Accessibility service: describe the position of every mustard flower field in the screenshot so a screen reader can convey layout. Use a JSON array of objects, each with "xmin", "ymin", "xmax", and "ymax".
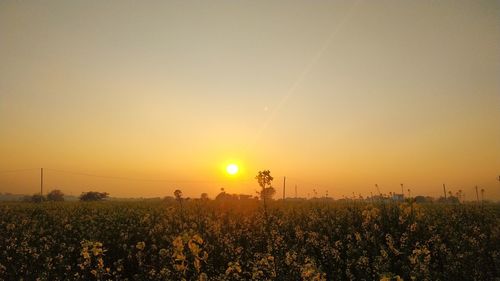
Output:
[{"xmin": 1, "ymin": 200, "xmax": 499, "ymax": 280}]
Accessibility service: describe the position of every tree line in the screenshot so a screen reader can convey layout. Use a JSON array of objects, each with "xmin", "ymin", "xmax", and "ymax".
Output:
[
  {"xmin": 19, "ymin": 170, "xmax": 490, "ymax": 204},
  {"xmin": 23, "ymin": 190, "xmax": 109, "ymax": 202}
]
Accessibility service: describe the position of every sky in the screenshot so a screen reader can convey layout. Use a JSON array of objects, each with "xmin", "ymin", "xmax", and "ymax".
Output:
[{"xmin": 1, "ymin": 0, "xmax": 499, "ymax": 200}]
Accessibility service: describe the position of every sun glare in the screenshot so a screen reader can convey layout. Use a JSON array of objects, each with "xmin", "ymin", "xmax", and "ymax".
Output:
[{"xmin": 226, "ymin": 164, "xmax": 238, "ymax": 175}]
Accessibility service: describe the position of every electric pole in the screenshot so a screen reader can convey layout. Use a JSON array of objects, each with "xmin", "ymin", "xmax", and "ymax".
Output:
[
  {"xmin": 283, "ymin": 176, "xmax": 286, "ymax": 200},
  {"xmin": 443, "ymin": 184, "xmax": 447, "ymax": 200}
]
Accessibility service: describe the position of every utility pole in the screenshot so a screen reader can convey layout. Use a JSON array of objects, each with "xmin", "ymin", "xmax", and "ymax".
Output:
[
  {"xmin": 443, "ymin": 184, "xmax": 447, "ymax": 200},
  {"xmin": 295, "ymin": 185, "xmax": 297, "ymax": 199},
  {"xmin": 282, "ymin": 177, "xmax": 286, "ymax": 200},
  {"xmin": 40, "ymin": 168, "xmax": 44, "ymax": 197},
  {"xmin": 475, "ymin": 186, "xmax": 479, "ymax": 203}
]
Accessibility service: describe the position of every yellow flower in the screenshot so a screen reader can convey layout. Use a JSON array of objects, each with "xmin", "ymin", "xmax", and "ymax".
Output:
[
  {"xmin": 199, "ymin": 273, "xmax": 208, "ymax": 281},
  {"xmin": 136, "ymin": 241, "xmax": 146, "ymax": 250},
  {"xmin": 159, "ymin": 248, "xmax": 168, "ymax": 258}
]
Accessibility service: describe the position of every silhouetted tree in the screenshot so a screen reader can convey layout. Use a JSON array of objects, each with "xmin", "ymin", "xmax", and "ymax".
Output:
[
  {"xmin": 437, "ymin": 195, "xmax": 459, "ymax": 204},
  {"xmin": 174, "ymin": 189, "xmax": 185, "ymax": 220},
  {"xmin": 254, "ymin": 170, "xmax": 277, "ymax": 273},
  {"xmin": 29, "ymin": 194, "xmax": 45, "ymax": 203},
  {"xmin": 260, "ymin": 187, "xmax": 276, "ymax": 201},
  {"xmin": 256, "ymin": 170, "xmax": 275, "ymax": 201},
  {"xmin": 47, "ymin": 189, "xmax": 65, "ymax": 201},
  {"xmin": 174, "ymin": 189, "xmax": 183, "ymax": 202},
  {"xmin": 414, "ymin": 195, "xmax": 434, "ymax": 204},
  {"xmin": 163, "ymin": 196, "xmax": 175, "ymax": 203},
  {"xmin": 255, "ymin": 170, "xmax": 275, "ymax": 218},
  {"xmin": 79, "ymin": 191, "xmax": 109, "ymax": 201},
  {"xmin": 200, "ymin": 193, "xmax": 209, "ymax": 201},
  {"xmin": 256, "ymin": 170, "xmax": 273, "ymax": 190},
  {"xmin": 239, "ymin": 194, "xmax": 254, "ymax": 200},
  {"xmin": 215, "ymin": 191, "xmax": 238, "ymax": 201}
]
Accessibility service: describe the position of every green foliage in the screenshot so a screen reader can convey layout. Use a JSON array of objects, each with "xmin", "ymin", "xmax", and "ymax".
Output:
[{"xmin": 0, "ymin": 201, "xmax": 499, "ymax": 280}]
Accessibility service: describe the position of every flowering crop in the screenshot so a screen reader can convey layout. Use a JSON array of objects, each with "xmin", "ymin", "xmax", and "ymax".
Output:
[{"xmin": 0, "ymin": 201, "xmax": 498, "ymax": 280}]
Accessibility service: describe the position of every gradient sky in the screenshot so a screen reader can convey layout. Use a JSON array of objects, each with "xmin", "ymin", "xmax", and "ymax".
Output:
[{"xmin": 1, "ymin": 0, "xmax": 499, "ymax": 200}]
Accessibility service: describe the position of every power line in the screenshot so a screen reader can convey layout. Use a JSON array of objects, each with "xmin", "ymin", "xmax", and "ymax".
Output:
[
  {"xmin": 44, "ymin": 168, "xmax": 250, "ymax": 184},
  {"xmin": 0, "ymin": 167, "xmax": 256, "ymax": 185},
  {"xmin": 0, "ymin": 168, "xmax": 38, "ymax": 174}
]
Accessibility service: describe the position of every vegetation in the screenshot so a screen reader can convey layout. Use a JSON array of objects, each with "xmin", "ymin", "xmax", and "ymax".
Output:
[
  {"xmin": 47, "ymin": 189, "xmax": 65, "ymax": 202},
  {"xmin": 79, "ymin": 192, "xmax": 109, "ymax": 202},
  {"xmin": 0, "ymin": 200, "xmax": 498, "ymax": 280},
  {"xmin": 255, "ymin": 170, "xmax": 276, "ymax": 201},
  {"xmin": 24, "ymin": 193, "xmax": 45, "ymax": 203}
]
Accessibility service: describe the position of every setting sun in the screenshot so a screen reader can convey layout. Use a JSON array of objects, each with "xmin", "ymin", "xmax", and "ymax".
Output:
[{"xmin": 226, "ymin": 164, "xmax": 239, "ymax": 175}]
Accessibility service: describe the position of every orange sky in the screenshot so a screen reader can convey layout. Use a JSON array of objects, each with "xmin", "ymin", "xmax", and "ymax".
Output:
[{"xmin": 1, "ymin": 0, "xmax": 499, "ymax": 200}]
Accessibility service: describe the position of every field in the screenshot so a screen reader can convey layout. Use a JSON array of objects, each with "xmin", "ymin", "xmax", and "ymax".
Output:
[{"xmin": 0, "ymin": 200, "xmax": 499, "ymax": 281}]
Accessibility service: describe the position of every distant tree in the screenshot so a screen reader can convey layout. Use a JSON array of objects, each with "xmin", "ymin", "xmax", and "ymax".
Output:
[
  {"xmin": 414, "ymin": 195, "xmax": 432, "ymax": 204},
  {"xmin": 255, "ymin": 170, "xmax": 275, "ymax": 201},
  {"xmin": 437, "ymin": 196, "xmax": 459, "ymax": 204},
  {"xmin": 47, "ymin": 189, "xmax": 65, "ymax": 201},
  {"xmin": 255, "ymin": 170, "xmax": 275, "ymax": 223},
  {"xmin": 174, "ymin": 189, "xmax": 184, "ymax": 207},
  {"xmin": 215, "ymin": 190, "xmax": 227, "ymax": 200},
  {"xmin": 79, "ymin": 191, "xmax": 109, "ymax": 201},
  {"xmin": 260, "ymin": 187, "xmax": 276, "ymax": 201},
  {"xmin": 174, "ymin": 189, "xmax": 185, "ymax": 219},
  {"xmin": 215, "ymin": 191, "xmax": 238, "ymax": 201},
  {"xmin": 30, "ymin": 194, "xmax": 45, "ymax": 203},
  {"xmin": 174, "ymin": 189, "xmax": 183, "ymax": 202},
  {"xmin": 239, "ymin": 194, "xmax": 254, "ymax": 200},
  {"xmin": 21, "ymin": 194, "xmax": 44, "ymax": 203},
  {"xmin": 200, "ymin": 193, "xmax": 209, "ymax": 201},
  {"xmin": 256, "ymin": 170, "xmax": 273, "ymax": 191},
  {"xmin": 163, "ymin": 196, "xmax": 175, "ymax": 202}
]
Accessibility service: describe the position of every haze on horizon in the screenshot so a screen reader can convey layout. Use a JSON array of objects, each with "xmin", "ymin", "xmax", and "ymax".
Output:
[{"xmin": 1, "ymin": 0, "xmax": 499, "ymax": 200}]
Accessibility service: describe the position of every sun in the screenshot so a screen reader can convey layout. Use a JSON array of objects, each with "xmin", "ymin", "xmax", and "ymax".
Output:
[{"xmin": 226, "ymin": 164, "xmax": 239, "ymax": 175}]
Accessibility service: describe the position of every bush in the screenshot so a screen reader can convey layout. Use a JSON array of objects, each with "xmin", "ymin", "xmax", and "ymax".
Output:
[
  {"xmin": 79, "ymin": 191, "xmax": 109, "ymax": 201},
  {"xmin": 47, "ymin": 189, "xmax": 65, "ymax": 201}
]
